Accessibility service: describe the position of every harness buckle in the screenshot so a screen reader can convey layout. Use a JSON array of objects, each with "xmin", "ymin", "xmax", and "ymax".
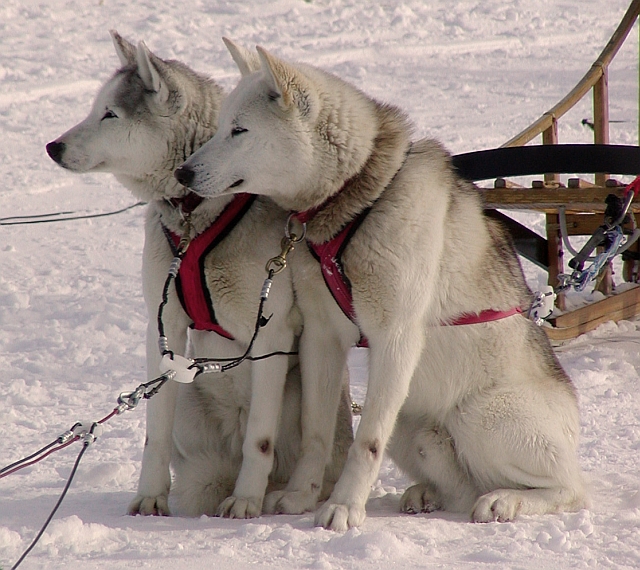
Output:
[
  {"xmin": 266, "ymin": 236, "xmax": 300, "ymax": 275},
  {"xmin": 177, "ymin": 211, "xmax": 193, "ymax": 254},
  {"xmin": 528, "ymin": 286, "xmax": 556, "ymax": 325}
]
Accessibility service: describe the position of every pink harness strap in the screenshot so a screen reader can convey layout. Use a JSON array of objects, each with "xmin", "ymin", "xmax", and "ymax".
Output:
[
  {"xmin": 444, "ymin": 307, "xmax": 523, "ymax": 326},
  {"xmin": 307, "ymin": 219, "xmax": 361, "ymax": 323},
  {"xmin": 165, "ymin": 193, "xmax": 256, "ymax": 338},
  {"xmin": 296, "ymin": 207, "xmax": 522, "ymax": 346},
  {"xmin": 303, "ymin": 211, "xmax": 370, "ymax": 347}
]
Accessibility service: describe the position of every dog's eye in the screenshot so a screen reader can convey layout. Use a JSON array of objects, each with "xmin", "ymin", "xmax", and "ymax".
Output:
[
  {"xmin": 101, "ymin": 110, "xmax": 118, "ymax": 120},
  {"xmin": 231, "ymin": 127, "xmax": 247, "ymax": 137}
]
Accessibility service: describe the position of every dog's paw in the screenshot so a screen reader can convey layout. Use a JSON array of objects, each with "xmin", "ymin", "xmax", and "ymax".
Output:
[
  {"xmin": 314, "ymin": 501, "xmax": 366, "ymax": 531},
  {"xmin": 127, "ymin": 494, "xmax": 170, "ymax": 516},
  {"xmin": 217, "ymin": 496, "xmax": 263, "ymax": 519},
  {"xmin": 472, "ymin": 490, "xmax": 522, "ymax": 523},
  {"xmin": 263, "ymin": 489, "xmax": 318, "ymax": 515},
  {"xmin": 400, "ymin": 483, "xmax": 441, "ymax": 514}
]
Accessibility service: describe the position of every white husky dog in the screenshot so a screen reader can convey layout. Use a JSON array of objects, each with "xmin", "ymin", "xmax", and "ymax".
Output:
[
  {"xmin": 46, "ymin": 32, "xmax": 352, "ymax": 518},
  {"xmin": 176, "ymin": 40, "xmax": 589, "ymax": 530}
]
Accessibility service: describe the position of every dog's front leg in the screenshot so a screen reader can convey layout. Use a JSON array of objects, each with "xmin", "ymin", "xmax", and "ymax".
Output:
[
  {"xmin": 127, "ymin": 319, "xmax": 185, "ymax": 516},
  {"xmin": 217, "ymin": 352, "xmax": 290, "ymax": 519},
  {"xmin": 263, "ymin": 324, "xmax": 351, "ymax": 515},
  {"xmin": 128, "ymin": 381, "xmax": 179, "ymax": 515},
  {"xmin": 129, "ymin": 218, "xmax": 189, "ymax": 516},
  {"xmin": 315, "ymin": 324, "xmax": 424, "ymax": 531}
]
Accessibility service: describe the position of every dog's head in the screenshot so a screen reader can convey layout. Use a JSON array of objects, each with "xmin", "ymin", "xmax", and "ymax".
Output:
[
  {"xmin": 176, "ymin": 39, "xmax": 342, "ymax": 208},
  {"xmin": 46, "ymin": 31, "xmax": 222, "ymax": 201},
  {"xmin": 175, "ymin": 40, "xmax": 380, "ymax": 211}
]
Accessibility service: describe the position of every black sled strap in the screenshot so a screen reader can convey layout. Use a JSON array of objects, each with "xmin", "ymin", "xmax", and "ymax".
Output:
[{"xmin": 452, "ymin": 144, "xmax": 640, "ymax": 182}]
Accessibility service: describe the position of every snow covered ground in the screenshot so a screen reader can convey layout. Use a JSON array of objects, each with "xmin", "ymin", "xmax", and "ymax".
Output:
[{"xmin": 1, "ymin": 0, "xmax": 639, "ymax": 568}]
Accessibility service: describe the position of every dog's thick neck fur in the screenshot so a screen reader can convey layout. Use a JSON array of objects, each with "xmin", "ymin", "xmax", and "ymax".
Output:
[
  {"xmin": 302, "ymin": 101, "xmax": 412, "ymax": 243},
  {"xmin": 268, "ymin": 61, "xmax": 413, "ymax": 244}
]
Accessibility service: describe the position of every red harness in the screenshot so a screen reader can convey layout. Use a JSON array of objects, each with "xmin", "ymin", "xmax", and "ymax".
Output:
[
  {"xmin": 300, "ymin": 210, "xmax": 371, "ymax": 347},
  {"xmin": 294, "ymin": 206, "xmax": 522, "ymax": 347},
  {"xmin": 164, "ymin": 194, "xmax": 256, "ymax": 339}
]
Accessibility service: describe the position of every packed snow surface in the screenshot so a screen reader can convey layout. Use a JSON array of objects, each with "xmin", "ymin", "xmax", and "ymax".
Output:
[{"xmin": 1, "ymin": 0, "xmax": 639, "ymax": 568}]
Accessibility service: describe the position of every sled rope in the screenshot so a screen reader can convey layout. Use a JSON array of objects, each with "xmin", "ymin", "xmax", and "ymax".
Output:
[
  {"xmin": 0, "ymin": 439, "xmax": 76, "ymax": 479},
  {"xmin": 1, "ymin": 371, "xmax": 173, "ymax": 569},
  {"xmin": 0, "ymin": 374, "xmax": 171, "ymax": 480},
  {"xmin": 0, "ymin": 201, "xmax": 146, "ymax": 226},
  {"xmin": 9, "ymin": 440, "xmax": 90, "ymax": 570}
]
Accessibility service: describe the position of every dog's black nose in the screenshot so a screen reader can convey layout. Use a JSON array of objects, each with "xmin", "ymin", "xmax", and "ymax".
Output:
[
  {"xmin": 46, "ymin": 141, "xmax": 66, "ymax": 164},
  {"xmin": 174, "ymin": 166, "xmax": 195, "ymax": 187}
]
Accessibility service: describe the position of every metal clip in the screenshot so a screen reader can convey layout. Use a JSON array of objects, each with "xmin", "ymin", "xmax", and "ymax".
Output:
[
  {"xmin": 177, "ymin": 212, "xmax": 193, "ymax": 254},
  {"xmin": 117, "ymin": 386, "xmax": 145, "ymax": 412},
  {"xmin": 264, "ymin": 216, "xmax": 307, "ymax": 276},
  {"xmin": 266, "ymin": 236, "xmax": 297, "ymax": 275},
  {"xmin": 560, "ymin": 227, "xmax": 625, "ymax": 292},
  {"xmin": 528, "ymin": 286, "xmax": 556, "ymax": 325}
]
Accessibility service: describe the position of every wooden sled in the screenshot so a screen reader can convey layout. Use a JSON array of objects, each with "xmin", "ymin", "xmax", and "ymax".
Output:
[{"xmin": 451, "ymin": 0, "xmax": 640, "ymax": 340}]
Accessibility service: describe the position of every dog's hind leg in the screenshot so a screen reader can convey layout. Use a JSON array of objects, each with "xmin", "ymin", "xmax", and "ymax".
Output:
[
  {"xmin": 449, "ymin": 382, "xmax": 589, "ymax": 522},
  {"xmin": 171, "ymin": 451, "xmax": 236, "ymax": 517},
  {"xmin": 471, "ymin": 486, "xmax": 589, "ymax": 523},
  {"xmin": 388, "ymin": 415, "xmax": 478, "ymax": 515}
]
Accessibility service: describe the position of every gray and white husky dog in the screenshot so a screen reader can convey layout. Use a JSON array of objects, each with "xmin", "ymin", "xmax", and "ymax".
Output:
[
  {"xmin": 176, "ymin": 40, "xmax": 589, "ymax": 530},
  {"xmin": 46, "ymin": 32, "xmax": 352, "ymax": 519}
]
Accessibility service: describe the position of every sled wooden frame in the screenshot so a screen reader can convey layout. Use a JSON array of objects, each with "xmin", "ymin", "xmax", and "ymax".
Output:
[{"xmin": 458, "ymin": 0, "xmax": 640, "ymax": 341}]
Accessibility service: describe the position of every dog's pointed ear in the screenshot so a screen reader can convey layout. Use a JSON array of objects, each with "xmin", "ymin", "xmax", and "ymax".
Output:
[
  {"xmin": 136, "ymin": 42, "xmax": 185, "ymax": 114},
  {"xmin": 256, "ymin": 46, "xmax": 316, "ymax": 118},
  {"xmin": 136, "ymin": 41, "xmax": 164, "ymax": 93},
  {"xmin": 256, "ymin": 46, "xmax": 291, "ymax": 108},
  {"xmin": 110, "ymin": 30, "xmax": 136, "ymax": 67},
  {"xmin": 223, "ymin": 37, "xmax": 260, "ymax": 76}
]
